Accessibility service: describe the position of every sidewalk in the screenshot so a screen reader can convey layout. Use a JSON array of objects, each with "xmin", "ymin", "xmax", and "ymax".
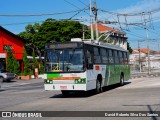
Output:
[
  {"xmin": 2, "ymin": 78, "xmax": 44, "ymax": 88},
  {"xmin": 130, "ymin": 71, "xmax": 160, "ymax": 79}
]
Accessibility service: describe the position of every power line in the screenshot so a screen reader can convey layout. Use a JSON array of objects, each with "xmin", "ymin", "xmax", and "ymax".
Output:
[
  {"xmin": 0, "ymin": 19, "xmax": 89, "ymax": 26},
  {"xmin": 63, "ymin": 0, "xmax": 90, "ymax": 16},
  {"xmin": 99, "ymin": 8, "xmax": 160, "ymax": 16},
  {"xmin": 64, "ymin": 0, "xmax": 82, "ymax": 10},
  {"xmin": 78, "ymin": 0, "xmax": 89, "ymax": 7},
  {"xmin": 0, "ymin": 9, "xmax": 87, "ymax": 17}
]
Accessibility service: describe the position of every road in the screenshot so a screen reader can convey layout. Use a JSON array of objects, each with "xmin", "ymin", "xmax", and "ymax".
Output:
[{"xmin": 0, "ymin": 77, "xmax": 160, "ymax": 120}]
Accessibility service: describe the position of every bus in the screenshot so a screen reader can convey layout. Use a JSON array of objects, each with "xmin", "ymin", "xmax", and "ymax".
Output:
[{"xmin": 44, "ymin": 40, "xmax": 130, "ymax": 96}]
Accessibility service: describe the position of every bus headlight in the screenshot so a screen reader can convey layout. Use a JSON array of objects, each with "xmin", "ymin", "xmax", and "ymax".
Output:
[
  {"xmin": 74, "ymin": 78, "xmax": 86, "ymax": 84},
  {"xmin": 44, "ymin": 79, "xmax": 53, "ymax": 84}
]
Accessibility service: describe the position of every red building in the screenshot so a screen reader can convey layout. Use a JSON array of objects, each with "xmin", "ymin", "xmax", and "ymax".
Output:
[{"xmin": 0, "ymin": 26, "xmax": 24, "ymax": 71}]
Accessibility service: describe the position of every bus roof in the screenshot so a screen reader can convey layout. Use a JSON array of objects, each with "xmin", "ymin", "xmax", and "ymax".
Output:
[
  {"xmin": 45, "ymin": 41, "xmax": 128, "ymax": 52},
  {"xmin": 83, "ymin": 42, "xmax": 128, "ymax": 52}
]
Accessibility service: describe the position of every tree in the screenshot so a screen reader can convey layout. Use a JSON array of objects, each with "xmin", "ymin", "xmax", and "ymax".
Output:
[
  {"xmin": 127, "ymin": 42, "xmax": 133, "ymax": 54},
  {"xmin": 13, "ymin": 61, "xmax": 20, "ymax": 75},
  {"xmin": 32, "ymin": 49, "xmax": 38, "ymax": 69},
  {"xmin": 18, "ymin": 19, "xmax": 90, "ymax": 56},
  {"xmin": 23, "ymin": 49, "xmax": 31, "ymax": 75},
  {"xmin": 6, "ymin": 47, "xmax": 20, "ymax": 74},
  {"xmin": 39, "ymin": 60, "xmax": 44, "ymax": 74},
  {"xmin": 6, "ymin": 48, "xmax": 14, "ymax": 72}
]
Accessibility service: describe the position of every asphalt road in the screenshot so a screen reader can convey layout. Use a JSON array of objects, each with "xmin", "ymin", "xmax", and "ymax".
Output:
[{"xmin": 0, "ymin": 77, "xmax": 160, "ymax": 120}]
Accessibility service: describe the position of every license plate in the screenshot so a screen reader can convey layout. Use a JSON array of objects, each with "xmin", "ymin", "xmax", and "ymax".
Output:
[{"xmin": 60, "ymin": 86, "xmax": 67, "ymax": 90}]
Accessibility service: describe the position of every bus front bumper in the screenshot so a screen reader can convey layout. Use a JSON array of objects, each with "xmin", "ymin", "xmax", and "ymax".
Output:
[{"xmin": 44, "ymin": 84, "xmax": 86, "ymax": 91}]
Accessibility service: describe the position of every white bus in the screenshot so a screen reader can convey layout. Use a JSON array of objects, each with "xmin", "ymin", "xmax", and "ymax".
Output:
[{"xmin": 44, "ymin": 41, "xmax": 130, "ymax": 96}]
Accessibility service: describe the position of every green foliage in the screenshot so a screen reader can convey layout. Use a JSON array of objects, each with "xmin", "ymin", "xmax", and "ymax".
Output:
[
  {"xmin": 18, "ymin": 19, "xmax": 90, "ymax": 55},
  {"xmin": 127, "ymin": 42, "xmax": 133, "ymax": 54},
  {"xmin": 39, "ymin": 60, "xmax": 44, "ymax": 74},
  {"xmin": 13, "ymin": 61, "xmax": 20, "ymax": 75},
  {"xmin": 6, "ymin": 47, "xmax": 20, "ymax": 74},
  {"xmin": 23, "ymin": 49, "xmax": 31, "ymax": 75},
  {"xmin": 32, "ymin": 50, "xmax": 38, "ymax": 69},
  {"xmin": 6, "ymin": 48, "xmax": 14, "ymax": 72}
]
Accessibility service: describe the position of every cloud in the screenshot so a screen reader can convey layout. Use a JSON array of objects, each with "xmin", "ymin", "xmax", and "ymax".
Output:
[
  {"xmin": 99, "ymin": 0, "xmax": 160, "ymax": 30},
  {"xmin": 116, "ymin": 0, "xmax": 160, "ymax": 14}
]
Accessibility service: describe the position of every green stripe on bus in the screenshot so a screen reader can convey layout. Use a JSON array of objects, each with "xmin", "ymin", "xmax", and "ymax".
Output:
[{"xmin": 47, "ymin": 73, "xmax": 59, "ymax": 79}]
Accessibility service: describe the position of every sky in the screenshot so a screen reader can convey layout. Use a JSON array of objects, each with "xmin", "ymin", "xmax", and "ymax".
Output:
[{"xmin": 0, "ymin": 0, "xmax": 160, "ymax": 51}]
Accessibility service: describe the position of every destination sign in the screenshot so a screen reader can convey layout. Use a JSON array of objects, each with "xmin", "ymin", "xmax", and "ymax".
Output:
[{"xmin": 46, "ymin": 42, "xmax": 83, "ymax": 49}]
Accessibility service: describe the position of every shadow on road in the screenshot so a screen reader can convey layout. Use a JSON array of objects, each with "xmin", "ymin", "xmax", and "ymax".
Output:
[
  {"xmin": 0, "ymin": 89, "xmax": 5, "ymax": 92},
  {"xmin": 3, "ymin": 80, "xmax": 17, "ymax": 83},
  {"xmin": 123, "ymin": 104, "xmax": 160, "ymax": 120},
  {"xmin": 50, "ymin": 82, "xmax": 131, "ymax": 98}
]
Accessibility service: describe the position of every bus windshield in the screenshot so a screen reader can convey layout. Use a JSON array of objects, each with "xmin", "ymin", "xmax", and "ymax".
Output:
[{"xmin": 45, "ymin": 48, "xmax": 84, "ymax": 72}]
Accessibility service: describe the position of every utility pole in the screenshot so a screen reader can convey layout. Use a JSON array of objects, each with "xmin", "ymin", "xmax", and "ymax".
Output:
[
  {"xmin": 89, "ymin": 0, "xmax": 94, "ymax": 41},
  {"xmin": 92, "ymin": 2, "xmax": 99, "ymax": 43},
  {"xmin": 82, "ymin": 24, "xmax": 85, "ymax": 40},
  {"xmin": 145, "ymin": 28, "xmax": 151, "ymax": 74},
  {"xmin": 138, "ymin": 40, "xmax": 141, "ymax": 72}
]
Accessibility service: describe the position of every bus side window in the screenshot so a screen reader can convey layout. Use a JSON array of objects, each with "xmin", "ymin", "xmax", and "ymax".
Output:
[
  {"xmin": 86, "ymin": 49, "xmax": 93, "ymax": 69},
  {"xmin": 94, "ymin": 47, "xmax": 101, "ymax": 64},
  {"xmin": 100, "ymin": 48, "xmax": 108, "ymax": 64},
  {"xmin": 123, "ymin": 52, "xmax": 128, "ymax": 64},
  {"xmin": 119, "ymin": 51, "xmax": 123, "ymax": 64},
  {"xmin": 126, "ymin": 52, "xmax": 129, "ymax": 64},
  {"xmin": 109, "ymin": 49, "xmax": 114, "ymax": 64},
  {"xmin": 114, "ymin": 50, "xmax": 120, "ymax": 64}
]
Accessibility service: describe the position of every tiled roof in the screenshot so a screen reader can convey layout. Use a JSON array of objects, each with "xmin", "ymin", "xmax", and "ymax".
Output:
[
  {"xmin": 133, "ymin": 48, "xmax": 156, "ymax": 54},
  {"xmin": 88, "ymin": 23, "xmax": 118, "ymax": 33}
]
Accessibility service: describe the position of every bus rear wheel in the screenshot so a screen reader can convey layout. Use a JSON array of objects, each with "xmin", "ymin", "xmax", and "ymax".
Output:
[
  {"xmin": 96, "ymin": 80, "xmax": 102, "ymax": 94},
  {"xmin": 120, "ymin": 75, "xmax": 124, "ymax": 86}
]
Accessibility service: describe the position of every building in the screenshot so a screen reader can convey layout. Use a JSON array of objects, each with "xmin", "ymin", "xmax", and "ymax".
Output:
[
  {"xmin": 129, "ymin": 48, "xmax": 160, "ymax": 71},
  {"xmin": 88, "ymin": 23, "xmax": 128, "ymax": 49},
  {"xmin": 0, "ymin": 26, "xmax": 24, "ymax": 71},
  {"xmin": 90, "ymin": 23, "xmax": 115, "ymax": 33}
]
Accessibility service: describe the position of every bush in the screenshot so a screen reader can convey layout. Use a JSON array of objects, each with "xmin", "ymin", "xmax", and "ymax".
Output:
[
  {"xmin": 23, "ymin": 49, "xmax": 31, "ymax": 75},
  {"xmin": 6, "ymin": 47, "xmax": 20, "ymax": 74}
]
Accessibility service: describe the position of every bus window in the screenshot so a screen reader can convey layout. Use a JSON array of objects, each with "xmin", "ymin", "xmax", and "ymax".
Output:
[
  {"xmin": 45, "ymin": 49, "xmax": 84, "ymax": 72},
  {"xmin": 100, "ymin": 48, "xmax": 108, "ymax": 64},
  {"xmin": 123, "ymin": 52, "xmax": 128, "ymax": 64},
  {"xmin": 119, "ymin": 51, "xmax": 124, "ymax": 64},
  {"xmin": 86, "ymin": 49, "xmax": 93, "ymax": 69},
  {"xmin": 94, "ymin": 47, "xmax": 101, "ymax": 64},
  {"xmin": 109, "ymin": 49, "xmax": 114, "ymax": 64},
  {"xmin": 114, "ymin": 50, "xmax": 119, "ymax": 64}
]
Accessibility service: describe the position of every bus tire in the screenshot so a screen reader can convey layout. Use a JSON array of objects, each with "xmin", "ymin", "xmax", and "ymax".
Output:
[
  {"xmin": 61, "ymin": 90, "xmax": 70, "ymax": 96},
  {"xmin": 96, "ymin": 80, "xmax": 102, "ymax": 94},
  {"xmin": 120, "ymin": 74, "xmax": 124, "ymax": 86},
  {"xmin": 0, "ymin": 77, "xmax": 4, "ymax": 82},
  {"xmin": 0, "ymin": 77, "xmax": 3, "ymax": 88}
]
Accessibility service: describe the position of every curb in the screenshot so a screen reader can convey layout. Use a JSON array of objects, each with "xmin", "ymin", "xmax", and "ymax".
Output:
[{"xmin": 130, "ymin": 73, "xmax": 160, "ymax": 79}]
